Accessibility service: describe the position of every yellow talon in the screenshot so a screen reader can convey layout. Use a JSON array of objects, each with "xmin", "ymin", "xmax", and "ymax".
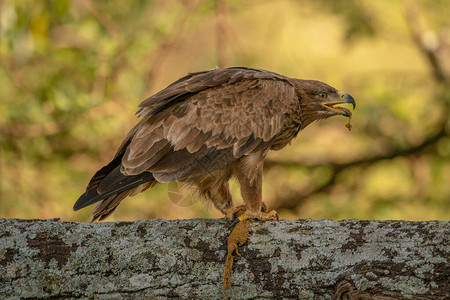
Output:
[{"xmin": 238, "ymin": 209, "xmax": 279, "ymax": 222}]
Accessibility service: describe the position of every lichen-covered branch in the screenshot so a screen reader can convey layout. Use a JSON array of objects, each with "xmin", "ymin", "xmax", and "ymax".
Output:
[{"xmin": 0, "ymin": 218, "xmax": 448, "ymax": 299}]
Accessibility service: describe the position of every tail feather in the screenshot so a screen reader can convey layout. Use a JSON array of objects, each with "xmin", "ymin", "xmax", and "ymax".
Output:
[
  {"xmin": 85, "ymin": 139, "xmax": 131, "ymax": 193},
  {"xmin": 74, "ymin": 126, "xmax": 157, "ymax": 219},
  {"xmin": 90, "ymin": 179, "xmax": 157, "ymax": 221},
  {"xmin": 73, "ymin": 171, "xmax": 155, "ymax": 211},
  {"xmin": 90, "ymin": 191, "xmax": 131, "ymax": 222}
]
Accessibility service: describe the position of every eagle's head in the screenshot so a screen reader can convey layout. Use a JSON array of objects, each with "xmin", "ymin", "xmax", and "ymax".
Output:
[{"xmin": 294, "ymin": 79, "xmax": 356, "ymax": 127}]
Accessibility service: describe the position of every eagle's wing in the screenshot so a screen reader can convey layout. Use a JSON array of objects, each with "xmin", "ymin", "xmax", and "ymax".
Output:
[{"xmin": 138, "ymin": 67, "xmax": 289, "ymax": 115}]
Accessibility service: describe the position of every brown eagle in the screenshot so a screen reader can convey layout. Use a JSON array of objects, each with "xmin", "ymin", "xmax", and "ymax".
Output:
[{"xmin": 74, "ymin": 67, "xmax": 355, "ymax": 222}]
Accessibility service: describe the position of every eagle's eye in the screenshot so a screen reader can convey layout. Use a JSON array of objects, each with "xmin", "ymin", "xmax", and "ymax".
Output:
[{"xmin": 319, "ymin": 93, "xmax": 328, "ymax": 99}]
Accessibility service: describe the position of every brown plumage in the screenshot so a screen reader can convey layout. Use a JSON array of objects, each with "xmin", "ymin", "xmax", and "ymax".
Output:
[{"xmin": 74, "ymin": 67, "xmax": 355, "ymax": 221}]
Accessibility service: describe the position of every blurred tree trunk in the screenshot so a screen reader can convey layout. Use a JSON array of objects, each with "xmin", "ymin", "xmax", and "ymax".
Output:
[
  {"xmin": 1, "ymin": 218, "xmax": 448, "ymax": 299},
  {"xmin": 216, "ymin": 0, "xmax": 231, "ymax": 68}
]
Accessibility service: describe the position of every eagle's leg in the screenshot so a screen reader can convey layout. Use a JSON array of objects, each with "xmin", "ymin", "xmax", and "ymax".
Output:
[
  {"xmin": 195, "ymin": 172, "xmax": 235, "ymax": 215},
  {"xmin": 209, "ymin": 181, "xmax": 234, "ymax": 215},
  {"xmin": 232, "ymin": 154, "xmax": 278, "ymax": 222}
]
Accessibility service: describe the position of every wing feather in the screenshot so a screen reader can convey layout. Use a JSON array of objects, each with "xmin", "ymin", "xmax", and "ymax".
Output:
[
  {"xmin": 173, "ymin": 127, "xmax": 201, "ymax": 151},
  {"xmin": 122, "ymin": 140, "xmax": 172, "ymax": 173},
  {"xmin": 186, "ymin": 131, "xmax": 212, "ymax": 153}
]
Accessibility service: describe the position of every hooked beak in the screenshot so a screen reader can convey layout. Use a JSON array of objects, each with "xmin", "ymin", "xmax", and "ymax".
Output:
[
  {"xmin": 342, "ymin": 93, "xmax": 356, "ymax": 110},
  {"xmin": 322, "ymin": 92, "xmax": 356, "ymax": 117}
]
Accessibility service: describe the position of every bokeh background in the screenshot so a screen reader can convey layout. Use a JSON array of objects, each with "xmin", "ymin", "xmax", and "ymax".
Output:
[{"xmin": 1, "ymin": 0, "xmax": 449, "ymax": 222}]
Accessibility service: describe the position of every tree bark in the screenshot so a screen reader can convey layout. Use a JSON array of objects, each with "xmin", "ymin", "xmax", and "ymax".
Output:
[{"xmin": 0, "ymin": 218, "xmax": 448, "ymax": 299}]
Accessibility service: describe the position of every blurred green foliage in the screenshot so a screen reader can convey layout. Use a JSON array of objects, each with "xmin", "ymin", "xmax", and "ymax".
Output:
[{"xmin": 0, "ymin": 0, "xmax": 449, "ymax": 221}]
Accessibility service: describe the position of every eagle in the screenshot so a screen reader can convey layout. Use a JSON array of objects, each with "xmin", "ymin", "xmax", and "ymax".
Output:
[{"xmin": 74, "ymin": 67, "xmax": 355, "ymax": 222}]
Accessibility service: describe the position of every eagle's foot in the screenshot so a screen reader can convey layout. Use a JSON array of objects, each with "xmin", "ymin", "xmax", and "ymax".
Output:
[
  {"xmin": 225, "ymin": 204, "xmax": 247, "ymax": 221},
  {"xmin": 223, "ymin": 218, "xmax": 250, "ymax": 296},
  {"xmin": 229, "ymin": 207, "xmax": 278, "ymax": 228},
  {"xmin": 225, "ymin": 202, "xmax": 270, "ymax": 221},
  {"xmin": 238, "ymin": 208, "xmax": 278, "ymax": 222}
]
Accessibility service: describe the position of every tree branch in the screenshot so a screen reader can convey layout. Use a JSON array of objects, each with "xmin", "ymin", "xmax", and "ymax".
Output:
[
  {"xmin": 405, "ymin": 2, "xmax": 449, "ymax": 84},
  {"xmin": 0, "ymin": 218, "xmax": 448, "ymax": 299},
  {"xmin": 268, "ymin": 125, "xmax": 447, "ymax": 210}
]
